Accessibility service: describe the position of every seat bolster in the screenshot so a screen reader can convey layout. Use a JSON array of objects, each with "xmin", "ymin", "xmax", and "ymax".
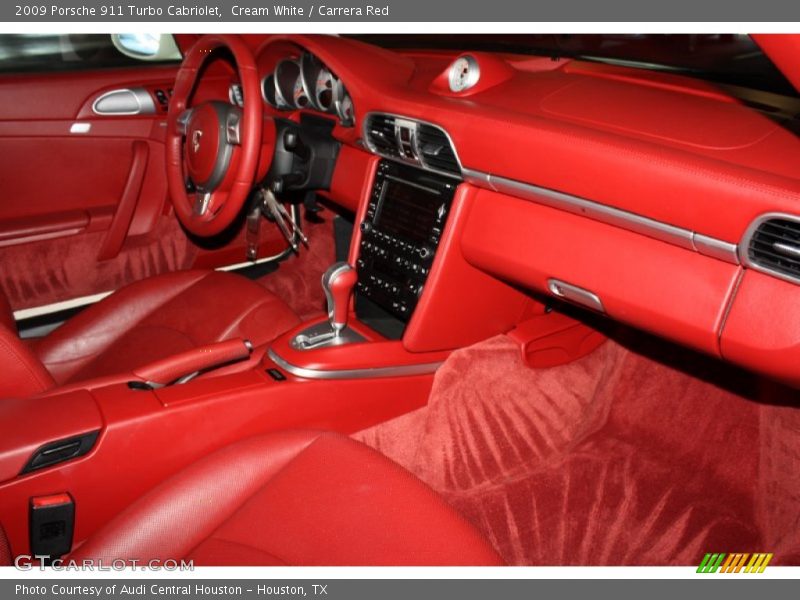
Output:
[
  {"xmin": 69, "ymin": 431, "xmax": 321, "ymax": 563},
  {"xmin": 71, "ymin": 432, "xmax": 505, "ymax": 566},
  {"xmin": 36, "ymin": 270, "xmax": 301, "ymax": 385},
  {"xmin": 35, "ymin": 270, "xmax": 212, "ymax": 384},
  {"xmin": 0, "ymin": 325, "xmax": 54, "ymax": 399},
  {"xmin": 0, "ymin": 291, "xmax": 15, "ymax": 332}
]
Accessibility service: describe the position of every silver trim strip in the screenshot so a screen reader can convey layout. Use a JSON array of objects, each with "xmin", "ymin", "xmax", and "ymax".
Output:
[
  {"xmin": 461, "ymin": 168, "xmax": 492, "ymax": 188},
  {"xmin": 69, "ymin": 122, "xmax": 91, "ymax": 134},
  {"xmin": 468, "ymin": 170, "xmax": 740, "ymax": 265},
  {"xmin": 362, "ymin": 116, "xmax": 739, "ymax": 265},
  {"xmin": 693, "ymin": 234, "xmax": 740, "ymax": 265},
  {"xmin": 267, "ymin": 348, "xmax": 442, "ymax": 380},
  {"xmin": 488, "ymin": 173, "xmax": 695, "ymax": 251},
  {"xmin": 739, "ymin": 211, "xmax": 800, "ymax": 285},
  {"xmin": 13, "ymin": 291, "xmax": 114, "ymax": 321}
]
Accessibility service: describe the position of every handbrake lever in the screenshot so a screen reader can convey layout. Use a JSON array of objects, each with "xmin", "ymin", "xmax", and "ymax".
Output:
[{"xmin": 131, "ymin": 338, "xmax": 254, "ymax": 389}]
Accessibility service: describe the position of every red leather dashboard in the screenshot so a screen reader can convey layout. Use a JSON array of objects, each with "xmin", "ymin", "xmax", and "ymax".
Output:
[
  {"xmin": 262, "ymin": 35, "xmax": 800, "ymax": 242},
  {"xmin": 247, "ymin": 34, "xmax": 800, "ymax": 386}
]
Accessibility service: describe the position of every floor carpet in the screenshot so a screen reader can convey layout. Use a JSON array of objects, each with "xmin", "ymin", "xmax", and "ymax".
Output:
[
  {"xmin": 258, "ymin": 212, "xmax": 335, "ymax": 321},
  {"xmin": 354, "ymin": 331, "xmax": 800, "ymax": 565}
]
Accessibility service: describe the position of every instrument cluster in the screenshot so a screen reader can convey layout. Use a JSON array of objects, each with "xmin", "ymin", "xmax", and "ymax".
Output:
[{"xmin": 262, "ymin": 52, "xmax": 354, "ymax": 126}]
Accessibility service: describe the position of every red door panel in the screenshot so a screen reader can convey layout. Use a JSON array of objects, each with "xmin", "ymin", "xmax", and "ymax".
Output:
[
  {"xmin": 0, "ymin": 67, "xmax": 179, "ymax": 311},
  {"xmin": 0, "ymin": 64, "xmax": 285, "ymax": 313}
]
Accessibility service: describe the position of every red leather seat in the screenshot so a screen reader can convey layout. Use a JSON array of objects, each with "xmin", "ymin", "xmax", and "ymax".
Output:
[
  {"xmin": 0, "ymin": 270, "xmax": 299, "ymax": 397},
  {"xmin": 70, "ymin": 431, "xmax": 504, "ymax": 566}
]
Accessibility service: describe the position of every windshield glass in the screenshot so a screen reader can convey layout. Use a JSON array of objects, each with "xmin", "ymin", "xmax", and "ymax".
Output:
[{"xmin": 347, "ymin": 34, "xmax": 796, "ymax": 97}]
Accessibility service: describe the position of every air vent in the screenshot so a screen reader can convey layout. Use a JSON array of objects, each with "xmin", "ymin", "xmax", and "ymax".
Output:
[
  {"xmin": 365, "ymin": 114, "xmax": 399, "ymax": 157},
  {"xmin": 745, "ymin": 215, "xmax": 800, "ymax": 282},
  {"xmin": 363, "ymin": 113, "xmax": 462, "ymax": 179},
  {"xmin": 417, "ymin": 124, "xmax": 460, "ymax": 176}
]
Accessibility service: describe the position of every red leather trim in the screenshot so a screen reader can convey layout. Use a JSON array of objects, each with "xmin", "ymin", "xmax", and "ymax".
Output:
[
  {"xmin": 0, "ymin": 371, "xmax": 433, "ymax": 556},
  {"xmin": 320, "ymin": 143, "xmax": 379, "ymax": 213},
  {"xmin": 0, "ymin": 523, "xmax": 10, "ymax": 567},
  {"xmin": 753, "ymin": 34, "xmax": 800, "ymax": 93},
  {"xmin": 97, "ymin": 140, "xmax": 149, "ymax": 261},
  {"xmin": 0, "ymin": 66, "xmax": 177, "ymax": 121},
  {"xmin": 460, "ymin": 186, "xmax": 740, "ymax": 356},
  {"xmin": 428, "ymin": 51, "xmax": 516, "ymax": 97},
  {"xmin": 70, "ymin": 431, "xmax": 503, "ymax": 566},
  {"xmin": 0, "ymin": 211, "xmax": 89, "ymax": 246},
  {"xmin": 720, "ymin": 270, "xmax": 800, "ymax": 387},
  {"xmin": 132, "ymin": 338, "xmax": 252, "ymax": 386},
  {"xmin": 35, "ymin": 270, "xmax": 298, "ymax": 385},
  {"xmin": 403, "ymin": 185, "xmax": 530, "ymax": 352},
  {"xmin": 0, "ymin": 390, "xmax": 101, "ymax": 483},
  {"xmin": 0, "ymin": 119, "xmax": 157, "ymax": 139},
  {"xmin": 0, "ymin": 293, "xmax": 13, "ymax": 332},
  {"xmin": 269, "ymin": 318, "xmax": 451, "ymax": 372},
  {"xmin": 0, "ymin": 325, "xmax": 54, "ymax": 399},
  {"xmin": 266, "ymin": 35, "xmax": 800, "ymax": 243},
  {"xmin": 507, "ymin": 312, "xmax": 607, "ymax": 368}
]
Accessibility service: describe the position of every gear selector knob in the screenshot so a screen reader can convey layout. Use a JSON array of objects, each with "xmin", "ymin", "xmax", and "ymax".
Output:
[{"xmin": 322, "ymin": 262, "xmax": 357, "ymax": 336}]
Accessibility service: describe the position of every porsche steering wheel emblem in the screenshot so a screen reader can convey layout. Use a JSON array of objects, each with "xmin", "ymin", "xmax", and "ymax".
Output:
[{"xmin": 191, "ymin": 129, "xmax": 203, "ymax": 153}]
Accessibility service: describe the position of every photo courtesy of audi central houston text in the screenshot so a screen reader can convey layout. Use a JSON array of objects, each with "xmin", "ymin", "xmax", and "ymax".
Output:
[{"xmin": 0, "ymin": 32, "xmax": 799, "ymax": 569}]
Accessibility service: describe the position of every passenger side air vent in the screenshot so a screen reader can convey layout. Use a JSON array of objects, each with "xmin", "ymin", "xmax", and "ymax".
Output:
[
  {"xmin": 417, "ymin": 124, "xmax": 460, "ymax": 176},
  {"xmin": 745, "ymin": 215, "xmax": 800, "ymax": 282},
  {"xmin": 365, "ymin": 114, "xmax": 399, "ymax": 157}
]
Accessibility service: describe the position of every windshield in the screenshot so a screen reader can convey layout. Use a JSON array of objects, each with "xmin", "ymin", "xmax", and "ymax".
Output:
[{"xmin": 347, "ymin": 34, "xmax": 797, "ymax": 97}]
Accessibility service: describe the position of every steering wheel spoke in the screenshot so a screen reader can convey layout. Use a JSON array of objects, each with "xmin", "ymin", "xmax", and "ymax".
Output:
[
  {"xmin": 194, "ymin": 191, "xmax": 212, "ymax": 216},
  {"xmin": 225, "ymin": 108, "xmax": 242, "ymax": 145},
  {"xmin": 176, "ymin": 108, "xmax": 193, "ymax": 136}
]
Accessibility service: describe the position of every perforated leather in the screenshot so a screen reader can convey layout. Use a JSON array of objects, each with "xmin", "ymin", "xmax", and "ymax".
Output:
[{"xmin": 70, "ymin": 431, "xmax": 504, "ymax": 566}]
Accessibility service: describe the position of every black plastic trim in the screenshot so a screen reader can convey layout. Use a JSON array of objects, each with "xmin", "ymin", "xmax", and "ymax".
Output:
[{"xmin": 21, "ymin": 430, "xmax": 100, "ymax": 474}]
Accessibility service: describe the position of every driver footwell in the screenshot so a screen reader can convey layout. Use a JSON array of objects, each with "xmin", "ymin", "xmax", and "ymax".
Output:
[
  {"xmin": 257, "ymin": 214, "xmax": 335, "ymax": 320},
  {"xmin": 354, "ymin": 333, "xmax": 800, "ymax": 565}
]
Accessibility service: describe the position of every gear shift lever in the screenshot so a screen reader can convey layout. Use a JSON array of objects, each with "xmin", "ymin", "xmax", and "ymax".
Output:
[
  {"xmin": 290, "ymin": 262, "xmax": 364, "ymax": 350},
  {"xmin": 322, "ymin": 262, "xmax": 357, "ymax": 336}
]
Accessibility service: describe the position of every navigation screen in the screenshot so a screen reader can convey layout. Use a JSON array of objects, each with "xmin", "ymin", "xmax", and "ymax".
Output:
[{"xmin": 374, "ymin": 179, "xmax": 442, "ymax": 244}]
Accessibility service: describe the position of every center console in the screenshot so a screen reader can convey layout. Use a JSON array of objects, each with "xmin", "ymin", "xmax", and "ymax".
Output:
[
  {"xmin": 2, "ymin": 144, "xmax": 539, "ymax": 563},
  {"xmin": 355, "ymin": 160, "xmax": 457, "ymax": 337}
]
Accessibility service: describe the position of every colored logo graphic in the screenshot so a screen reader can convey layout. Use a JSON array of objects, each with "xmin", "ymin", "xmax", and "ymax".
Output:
[{"xmin": 697, "ymin": 553, "xmax": 773, "ymax": 573}]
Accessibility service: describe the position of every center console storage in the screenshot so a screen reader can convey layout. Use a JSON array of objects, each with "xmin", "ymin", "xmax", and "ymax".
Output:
[{"xmin": 355, "ymin": 160, "xmax": 457, "ymax": 337}]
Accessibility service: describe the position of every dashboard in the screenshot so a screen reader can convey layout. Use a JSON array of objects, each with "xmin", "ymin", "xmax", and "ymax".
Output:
[{"xmin": 217, "ymin": 34, "xmax": 800, "ymax": 387}]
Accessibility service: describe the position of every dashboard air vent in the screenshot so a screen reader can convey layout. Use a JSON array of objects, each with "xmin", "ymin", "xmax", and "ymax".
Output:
[
  {"xmin": 417, "ymin": 124, "xmax": 460, "ymax": 176},
  {"xmin": 365, "ymin": 114, "xmax": 399, "ymax": 157},
  {"xmin": 746, "ymin": 216, "xmax": 800, "ymax": 282}
]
